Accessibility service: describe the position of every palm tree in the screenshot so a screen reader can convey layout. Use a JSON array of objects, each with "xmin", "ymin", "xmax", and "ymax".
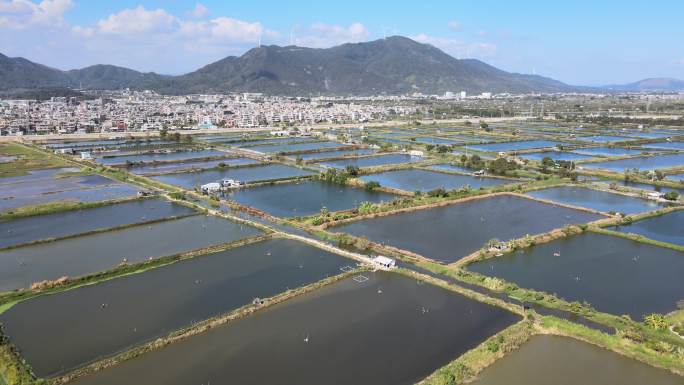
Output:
[{"xmin": 644, "ymin": 313, "xmax": 668, "ymax": 330}]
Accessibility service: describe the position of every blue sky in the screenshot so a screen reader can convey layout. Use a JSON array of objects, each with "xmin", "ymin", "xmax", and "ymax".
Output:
[{"xmin": 1, "ymin": 0, "xmax": 683, "ymax": 85}]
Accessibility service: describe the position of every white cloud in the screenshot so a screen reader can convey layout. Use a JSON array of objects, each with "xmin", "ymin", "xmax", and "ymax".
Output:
[
  {"xmin": 294, "ymin": 22, "xmax": 369, "ymax": 47},
  {"xmin": 413, "ymin": 33, "xmax": 497, "ymax": 59},
  {"xmin": 0, "ymin": 3, "xmax": 279, "ymax": 73},
  {"xmin": 209, "ymin": 17, "xmax": 270, "ymax": 41},
  {"xmin": 0, "ymin": 0, "xmax": 72, "ymax": 29},
  {"xmin": 96, "ymin": 6, "xmax": 177, "ymax": 35},
  {"xmin": 448, "ymin": 20, "xmax": 461, "ymax": 31},
  {"xmin": 190, "ymin": 3, "xmax": 208, "ymax": 19}
]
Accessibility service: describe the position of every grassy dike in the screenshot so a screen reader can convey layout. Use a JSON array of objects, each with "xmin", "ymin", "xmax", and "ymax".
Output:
[
  {"xmin": 0, "ymin": 143, "xmax": 70, "ymax": 178},
  {"xmin": 417, "ymin": 320, "xmax": 535, "ymax": 385},
  {"xmin": 0, "ymin": 196, "xmax": 144, "ymax": 221}
]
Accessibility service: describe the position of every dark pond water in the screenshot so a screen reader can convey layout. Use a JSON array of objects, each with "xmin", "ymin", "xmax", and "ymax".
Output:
[
  {"xmin": 131, "ymin": 157, "xmax": 260, "ymax": 175},
  {"xmin": 46, "ymin": 139, "xmax": 173, "ymax": 151},
  {"xmin": 666, "ymin": 173, "xmax": 684, "ymax": 182},
  {"xmin": 224, "ymin": 180, "xmax": 395, "ymax": 217},
  {"xmin": 96, "ymin": 150, "xmax": 227, "ymax": 165},
  {"xmin": 623, "ymin": 131, "xmax": 675, "ymax": 139},
  {"xmin": 520, "ymin": 152, "xmax": 593, "ymax": 161},
  {"xmin": 71, "ymin": 272, "xmax": 519, "ymax": 385},
  {"xmin": 235, "ymin": 137, "xmax": 316, "ymax": 147},
  {"xmin": 428, "ymin": 163, "xmax": 477, "ymax": 174},
  {"xmin": 611, "ymin": 180, "xmax": 684, "ymax": 195},
  {"xmin": 644, "ymin": 141, "xmax": 684, "ymax": 151},
  {"xmin": 0, "ymin": 238, "xmax": 350, "ymax": 378},
  {"xmin": 577, "ymin": 135, "xmax": 636, "ymax": 143},
  {"xmin": 0, "ymin": 215, "xmax": 262, "ymax": 291},
  {"xmin": 195, "ymin": 133, "xmax": 246, "ymax": 142},
  {"xmin": 612, "ymin": 210, "xmax": 684, "ymax": 246},
  {"xmin": 247, "ymin": 141, "xmax": 347, "ymax": 154},
  {"xmin": 471, "ymin": 335, "xmax": 682, "ymax": 385},
  {"xmin": 359, "ymin": 169, "xmax": 512, "ymax": 192},
  {"xmin": 468, "ymin": 232, "xmax": 684, "ymax": 319},
  {"xmin": 582, "ymin": 153, "xmax": 684, "ymax": 172},
  {"xmin": 298, "ymin": 148, "xmax": 377, "ymax": 160},
  {"xmin": 527, "ymin": 186, "xmax": 662, "ymax": 214},
  {"xmin": 318, "ymin": 154, "xmax": 424, "ymax": 169},
  {"xmin": 332, "ymin": 195, "xmax": 602, "ymax": 263},
  {"xmin": 573, "ymin": 147, "xmax": 650, "ymax": 157},
  {"xmin": 413, "ymin": 137, "xmax": 463, "ymax": 145},
  {"xmin": 468, "ymin": 140, "xmax": 562, "ymax": 152},
  {"xmin": 0, "ymin": 168, "xmax": 138, "ymax": 212},
  {"xmin": 151, "ymin": 164, "xmax": 314, "ymax": 189},
  {"xmin": 0, "ymin": 199, "xmax": 194, "ymax": 248}
]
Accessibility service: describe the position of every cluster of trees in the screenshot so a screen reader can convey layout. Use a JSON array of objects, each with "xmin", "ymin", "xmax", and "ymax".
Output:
[
  {"xmin": 643, "ymin": 313, "xmax": 668, "ymax": 330},
  {"xmin": 664, "ymin": 191, "xmax": 679, "ymax": 201},
  {"xmin": 320, "ymin": 168, "xmax": 350, "ymax": 185},
  {"xmin": 487, "ymin": 157, "xmax": 519, "ymax": 176},
  {"xmin": 460, "ymin": 154, "xmax": 486, "ymax": 170},
  {"xmin": 345, "ymin": 165, "xmax": 360, "ymax": 177},
  {"xmin": 425, "ymin": 144, "xmax": 452, "ymax": 153},
  {"xmin": 365, "ymin": 180, "xmax": 381, "ymax": 191},
  {"xmin": 159, "ymin": 129, "xmax": 189, "ymax": 142},
  {"xmin": 538, "ymin": 156, "xmax": 577, "ymax": 180}
]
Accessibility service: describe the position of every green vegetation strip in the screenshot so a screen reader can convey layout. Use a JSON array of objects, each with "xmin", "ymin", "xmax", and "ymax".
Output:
[
  {"xmin": 0, "ymin": 143, "xmax": 69, "ymax": 178},
  {"xmin": 539, "ymin": 316, "xmax": 684, "ymax": 376},
  {"xmin": 417, "ymin": 320, "xmax": 534, "ymax": 385},
  {"xmin": 0, "ymin": 197, "xmax": 144, "ymax": 222}
]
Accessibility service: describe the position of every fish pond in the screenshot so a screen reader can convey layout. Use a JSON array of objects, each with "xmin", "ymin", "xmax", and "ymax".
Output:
[
  {"xmin": 526, "ymin": 186, "xmax": 662, "ymax": 214},
  {"xmin": 246, "ymin": 141, "xmax": 346, "ymax": 154},
  {"xmin": 582, "ymin": 153, "xmax": 684, "ymax": 172},
  {"xmin": 574, "ymin": 147, "xmax": 650, "ymax": 157},
  {"xmin": 0, "ymin": 238, "xmax": 349, "ymax": 377},
  {"xmin": 0, "ymin": 168, "xmax": 138, "ymax": 212},
  {"xmin": 667, "ymin": 172, "xmax": 684, "ymax": 182},
  {"xmin": 0, "ymin": 215, "xmax": 261, "ymax": 291},
  {"xmin": 318, "ymin": 154, "xmax": 424, "ymax": 169},
  {"xmin": 643, "ymin": 141, "xmax": 684, "ymax": 151},
  {"xmin": 0, "ymin": 199, "xmax": 194, "ymax": 249},
  {"xmin": 428, "ymin": 163, "xmax": 477, "ymax": 174},
  {"xmin": 332, "ymin": 194, "xmax": 602, "ymax": 263},
  {"xmin": 611, "ymin": 210, "xmax": 684, "ymax": 246},
  {"xmin": 223, "ymin": 180, "xmax": 395, "ymax": 217},
  {"xmin": 468, "ymin": 231, "xmax": 684, "ymax": 319},
  {"xmin": 297, "ymin": 148, "xmax": 377, "ymax": 160},
  {"xmin": 577, "ymin": 135, "xmax": 636, "ymax": 143},
  {"xmin": 471, "ymin": 335, "xmax": 682, "ymax": 385},
  {"xmin": 70, "ymin": 272, "xmax": 519, "ymax": 385},
  {"xmin": 467, "ymin": 140, "xmax": 562, "ymax": 152},
  {"xmin": 413, "ymin": 137, "xmax": 463, "ymax": 145},
  {"xmin": 96, "ymin": 149, "xmax": 227, "ymax": 165},
  {"xmin": 130, "ymin": 157, "xmax": 260, "ymax": 175},
  {"xmin": 151, "ymin": 164, "xmax": 314, "ymax": 189},
  {"xmin": 520, "ymin": 152, "xmax": 593, "ymax": 162},
  {"xmin": 359, "ymin": 169, "xmax": 513, "ymax": 192}
]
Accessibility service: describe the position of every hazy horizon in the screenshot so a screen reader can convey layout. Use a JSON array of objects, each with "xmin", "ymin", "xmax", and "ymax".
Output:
[{"xmin": 1, "ymin": 0, "xmax": 683, "ymax": 86}]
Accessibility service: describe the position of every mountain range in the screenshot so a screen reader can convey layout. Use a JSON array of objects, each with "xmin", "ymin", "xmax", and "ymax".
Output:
[
  {"xmin": 0, "ymin": 36, "xmax": 679, "ymax": 96},
  {"xmin": 603, "ymin": 78, "xmax": 684, "ymax": 92}
]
